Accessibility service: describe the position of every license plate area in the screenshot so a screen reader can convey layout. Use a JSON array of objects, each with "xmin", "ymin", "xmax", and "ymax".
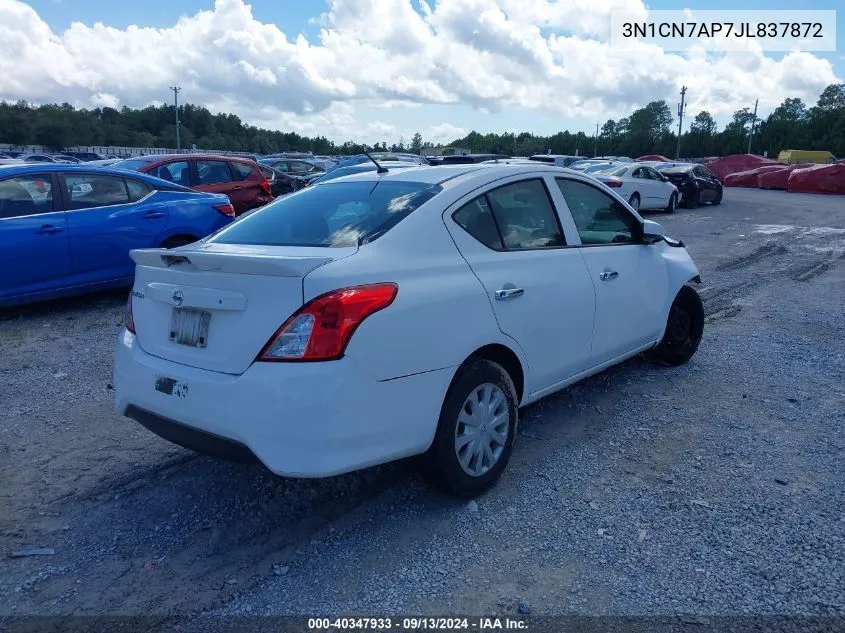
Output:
[{"xmin": 169, "ymin": 308, "xmax": 211, "ymax": 348}]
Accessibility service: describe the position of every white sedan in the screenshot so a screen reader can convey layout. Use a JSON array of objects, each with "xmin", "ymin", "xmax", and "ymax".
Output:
[
  {"xmin": 114, "ymin": 163, "xmax": 704, "ymax": 497},
  {"xmin": 591, "ymin": 163, "xmax": 680, "ymax": 213}
]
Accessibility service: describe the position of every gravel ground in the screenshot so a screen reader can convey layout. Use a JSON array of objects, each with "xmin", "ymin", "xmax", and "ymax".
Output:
[{"xmin": 0, "ymin": 188, "xmax": 843, "ymax": 620}]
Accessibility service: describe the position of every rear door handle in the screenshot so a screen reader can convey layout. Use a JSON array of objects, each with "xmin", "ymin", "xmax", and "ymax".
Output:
[
  {"xmin": 36, "ymin": 225, "xmax": 63, "ymax": 235},
  {"xmin": 599, "ymin": 270, "xmax": 619, "ymax": 281},
  {"xmin": 143, "ymin": 211, "xmax": 165, "ymax": 219},
  {"xmin": 495, "ymin": 288, "xmax": 525, "ymax": 300},
  {"xmin": 231, "ymin": 185, "xmax": 245, "ymax": 191}
]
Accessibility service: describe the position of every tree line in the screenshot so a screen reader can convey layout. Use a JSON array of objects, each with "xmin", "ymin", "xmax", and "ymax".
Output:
[{"xmin": 1, "ymin": 83, "xmax": 843, "ymax": 158}]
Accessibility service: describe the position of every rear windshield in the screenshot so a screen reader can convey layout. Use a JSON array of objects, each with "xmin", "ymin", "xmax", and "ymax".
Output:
[
  {"xmin": 210, "ymin": 180, "xmax": 442, "ymax": 247},
  {"xmin": 111, "ymin": 158, "xmax": 156, "ymax": 171}
]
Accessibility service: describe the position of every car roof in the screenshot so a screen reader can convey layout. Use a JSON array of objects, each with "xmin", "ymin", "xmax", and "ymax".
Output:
[
  {"xmin": 123, "ymin": 153, "xmax": 254, "ymax": 163},
  {"xmin": 315, "ymin": 162, "xmax": 578, "ymax": 188},
  {"xmin": 0, "ymin": 162, "xmax": 192, "ymax": 187}
]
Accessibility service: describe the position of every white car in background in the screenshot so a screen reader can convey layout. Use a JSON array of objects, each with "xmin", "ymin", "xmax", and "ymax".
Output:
[
  {"xmin": 114, "ymin": 163, "xmax": 704, "ymax": 498},
  {"xmin": 590, "ymin": 163, "xmax": 680, "ymax": 213}
]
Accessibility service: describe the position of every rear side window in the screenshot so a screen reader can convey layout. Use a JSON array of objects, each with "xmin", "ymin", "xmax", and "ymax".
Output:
[
  {"xmin": 151, "ymin": 161, "xmax": 190, "ymax": 187},
  {"xmin": 126, "ymin": 179, "xmax": 152, "ymax": 201},
  {"xmin": 196, "ymin": 160, "xmax": 233, "ymax": 185},
  {"xmin": 63, "ymin": 174, "xmax": 130, "ymax": 210},
  {"xmin": 0, "ymin": 175, "xmax": 54, "ymax": 219},
  {"xmin": 452, "ymin": 180, "xmax": 565, "ymax": 250},
  {"xmin": 210, "ymin": 181, "xmax": 441, "ymax": 247},
  {"xmin": 231, "ymin": 161, "xmax": 254, "ymax": 180}
]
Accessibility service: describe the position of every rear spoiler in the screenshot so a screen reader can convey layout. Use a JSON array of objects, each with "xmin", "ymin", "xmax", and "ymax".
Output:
[{"xmin": 129, "ymin": 248, "xmax": 333, "ymax": 277}]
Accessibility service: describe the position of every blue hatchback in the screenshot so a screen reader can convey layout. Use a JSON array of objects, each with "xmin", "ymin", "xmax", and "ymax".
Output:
[{"xmin": 0, "ymin": 164, "xmax": 235, "ymax": 308}]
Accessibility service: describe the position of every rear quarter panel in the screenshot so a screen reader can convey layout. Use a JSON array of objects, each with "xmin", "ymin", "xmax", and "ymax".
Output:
[{"xmin": 157, "ymin": 192, "xmax": 232, "ymax": 241}]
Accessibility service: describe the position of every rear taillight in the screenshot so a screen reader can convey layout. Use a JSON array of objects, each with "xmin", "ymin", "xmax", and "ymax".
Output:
[
  {"xmin": 603, "ymin": 180, "xmax": 623, "ymax": 188},
  {"xmin": 214, "ymin": 203, "xmax": 235, "ymax": 217},
  {"xmin": 260, "ymin": 177, "xmax": 271, "ymax": 195},
  {"xmin": 125, "ymin": 293, "xmax": 136, "ymax": 334},
  {"xmin": 258, "ymin": 283, "xmax": 398, "ymax": 362}
]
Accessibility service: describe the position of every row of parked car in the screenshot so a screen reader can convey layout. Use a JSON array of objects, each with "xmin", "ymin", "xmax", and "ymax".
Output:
[{"xmin": 0, "ymin": 149, "xmax": 722, "ymax": 309}]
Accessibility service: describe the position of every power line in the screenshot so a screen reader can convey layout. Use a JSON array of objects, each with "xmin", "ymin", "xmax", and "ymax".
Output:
[
  {"xmin": 676, "ymin": 86, "xmax": 687, "ymax": 159},
  {"xmin": 170, "ymin": 86, "xmax": 181, "ymax": 151}
]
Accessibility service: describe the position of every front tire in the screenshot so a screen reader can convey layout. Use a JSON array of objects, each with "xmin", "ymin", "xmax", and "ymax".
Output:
[
  {"xmin": 665, "ymin": 192, "xmax": 677, "ymax": 214},
  {"xmin": 628, "ymin": 193, "xmax": 641, "ymax": 213},
  {"xmin": 645, "ymin": 285, "xmax": 704, "ymax": 366},
  {"xmin": 423, "ymin": 359, "xmax": 518, "ymax": 498},
  {"xmin": 711, "ymin": 188, "xmax": 723, "ymax": 205}
]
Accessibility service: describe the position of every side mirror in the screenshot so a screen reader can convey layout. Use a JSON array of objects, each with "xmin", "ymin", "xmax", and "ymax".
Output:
[{"xmin": 642, "ymin": 219, "xmax": 664, "ymax": 244}]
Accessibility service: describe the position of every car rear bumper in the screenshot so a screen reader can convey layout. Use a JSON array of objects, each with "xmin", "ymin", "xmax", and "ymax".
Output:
[{"xmin": 113, "ymin": 330, "xmax": 453, "ymax": 477}]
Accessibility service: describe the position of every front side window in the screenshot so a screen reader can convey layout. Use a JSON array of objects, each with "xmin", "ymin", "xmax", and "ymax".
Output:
[
  {"xmin": 63, "ymin": 174, "xmax": 129, "ymax": 210},
  {"xmin": 556, "ymin": 178, "xmax": 640, "ymax": 245},
  {"xmin": 0, "ymin": 175, "xmax": 54, "ymax": 219},
  {"xmin": 196, "ymin": 160, "xmax": 233, "ymax": 185},
  {"xmin": 210, "ymin": 180, "xmax": 441, "ymax": 247}
]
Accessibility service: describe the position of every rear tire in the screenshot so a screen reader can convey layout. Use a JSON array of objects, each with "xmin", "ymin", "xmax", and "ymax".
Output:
[
  {"xmin": 161, "ymin": 236, "xmax": 197, "ymax": 249},
  {"xmin": 684, "ymin": 189, "xmax": 700, "ymax": 209},
  {"xmin": 645, "ymin": 285, "xmax": 704, "ymax": 367},
  {"xmin": 422, "ymin": 359, "xmax": 518, "ymax": 498},
  {"xmin": 665, "ymin": 192, "xmax": 677, "ymax": 214}
]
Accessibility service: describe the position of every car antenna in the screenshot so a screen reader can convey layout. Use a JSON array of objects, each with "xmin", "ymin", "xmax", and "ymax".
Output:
[{"xmin": 358, "ymin": 145, "xmax": 388, "ymax": 174}]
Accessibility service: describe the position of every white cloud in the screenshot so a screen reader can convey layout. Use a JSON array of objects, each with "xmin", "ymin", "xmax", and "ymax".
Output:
[
  {"xmin": 0, "ymin": 0, "xmax": 840, "ymax": 143},
  {"xmin": 426, "ymin": 122, "xmax": 469, "ymax": 143}
]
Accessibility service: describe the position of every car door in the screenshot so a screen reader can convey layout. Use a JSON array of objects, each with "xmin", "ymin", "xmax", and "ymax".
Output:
[
  {"xmin": 633, "ymin": 167, "xmax": 662, "ymax": 208},
  {"xmin": 554, "ymin": 177, "xmax": 670, "ymax": 365},
  {"xmin": 147, "ymin": 160, "xmax": 192, "ymax": 188},
  {"xmin": 62, "ymin": 172, "xmax": 168, "ymax": 282},
  {"xmin": 443, "ymin": 176, "xmax": 596, "ymax": 391},
  {"xmin": 228, "ymin": 160, "xmax": 265, "ymax": 212},
  {"xmin": 695, "ymin": 166, "xmax": 719, "ymax": 201},
  {"xmin": 0, "ymin": 172, "xmax": 72, "ymax": 302},
  {"xmin": 646, "ymin": 167, "xmax": 674, "ymax": 206},
  {"xmin": 192, "ymin": 159, "xmax": 246, "ymax": 212}
]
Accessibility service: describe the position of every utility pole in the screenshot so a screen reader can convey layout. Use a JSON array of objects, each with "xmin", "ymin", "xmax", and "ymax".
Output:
[
  {"xmin": 170, "ymin": 86, "xmax": 181, "ymax": 151},
  {"xmin": 676, "ymin": 86, "xmax": 687, "ymax": 159},
  {"xmin": 594, "ymin": 123, "xmax": 599, "ymax": 157},
  {"xmin": 747, "ymin": 98, "xmax": 759, "ymax": 155}
]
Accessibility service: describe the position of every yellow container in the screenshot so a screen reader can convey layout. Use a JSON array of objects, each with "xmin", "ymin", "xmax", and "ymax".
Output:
[{"xmin": 777, "ymin": 150, "xmax": 836, "ymax": 165}]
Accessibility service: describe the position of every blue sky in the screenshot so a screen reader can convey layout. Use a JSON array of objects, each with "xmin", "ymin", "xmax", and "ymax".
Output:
[{"xmin": 8, "ymin": 0, "xmax": 845, "ymax": 144}]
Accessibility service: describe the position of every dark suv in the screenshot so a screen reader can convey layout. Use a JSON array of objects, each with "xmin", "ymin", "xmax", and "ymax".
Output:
[
  {"xmin": 112, "ymin": 154, "xmax": 272, "ymax": 214},
  {"xmin": 660, "ymin": 163, "xmax": 723, "ymax": 208}
]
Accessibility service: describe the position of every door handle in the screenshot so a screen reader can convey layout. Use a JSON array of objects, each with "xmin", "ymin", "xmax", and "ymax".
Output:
[
  {"xmin": 231, "ymin": 185, "xmax": 244, "ymax": 191},
  {"xmin": 36, "ymin": 225, "xmax": 63, "ymax": 235},
  {"xmin": 495, "ymin": 288, "xmax": 525, "ymax": 300},
  {"xmin": 599, "ymin": 270, "xmax": 619, "ymax": 281},
  {"xmin": 143, "ymin": 211, "xmax": 165, "ymax": 219}
]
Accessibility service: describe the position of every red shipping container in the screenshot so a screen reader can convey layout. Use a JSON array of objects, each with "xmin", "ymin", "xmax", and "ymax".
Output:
[
  {"xmin": 787, "ymin": 163, "xmax": 845, "ymax": 194},
  {"xmin": 705, "ymin": 154, "xmax": 779, "ymax": 181},
  {"xmin": 724, "ymin": 165, "xmax": 788, "ymax": 187}
]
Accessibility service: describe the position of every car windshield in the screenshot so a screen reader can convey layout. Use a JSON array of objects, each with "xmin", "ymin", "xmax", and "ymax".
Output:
[
  {"xmin": 209, "ymin": 180, "xmax": 442, "ymax": 247},
  {"xmin": 584, "ymin": 164, "xmax": 615, "ymax": 173},
  {"xmin": 111, "ymin": 158, "xmax": 157, "ymax": 171}
]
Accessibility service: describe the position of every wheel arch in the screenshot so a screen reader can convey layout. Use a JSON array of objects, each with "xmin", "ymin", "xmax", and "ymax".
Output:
[{"xmin": 457, "ymin": 343, "xmax": 526, "ymax": 405}]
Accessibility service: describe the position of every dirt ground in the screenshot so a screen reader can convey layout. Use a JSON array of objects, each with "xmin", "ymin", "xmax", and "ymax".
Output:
[{"xmin": 1, "ymin": 188, "xmax": 843, "ymax": 620}]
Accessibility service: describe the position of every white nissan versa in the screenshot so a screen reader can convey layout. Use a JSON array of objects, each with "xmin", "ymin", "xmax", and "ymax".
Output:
[{"xmin": 113, "ymin": 163, "xmax": 704, "ymax": 498}]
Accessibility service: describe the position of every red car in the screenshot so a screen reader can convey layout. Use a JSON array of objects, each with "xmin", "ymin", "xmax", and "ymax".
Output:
[{"xmin": 112, "ymin": 154, "xmax": 272, "ymax": 215}]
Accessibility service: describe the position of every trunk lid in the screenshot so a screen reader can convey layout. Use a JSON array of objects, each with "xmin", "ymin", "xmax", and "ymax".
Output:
[{"xmin": 129, "ymin": 242, "xmax": 356, "ymax": 374}]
